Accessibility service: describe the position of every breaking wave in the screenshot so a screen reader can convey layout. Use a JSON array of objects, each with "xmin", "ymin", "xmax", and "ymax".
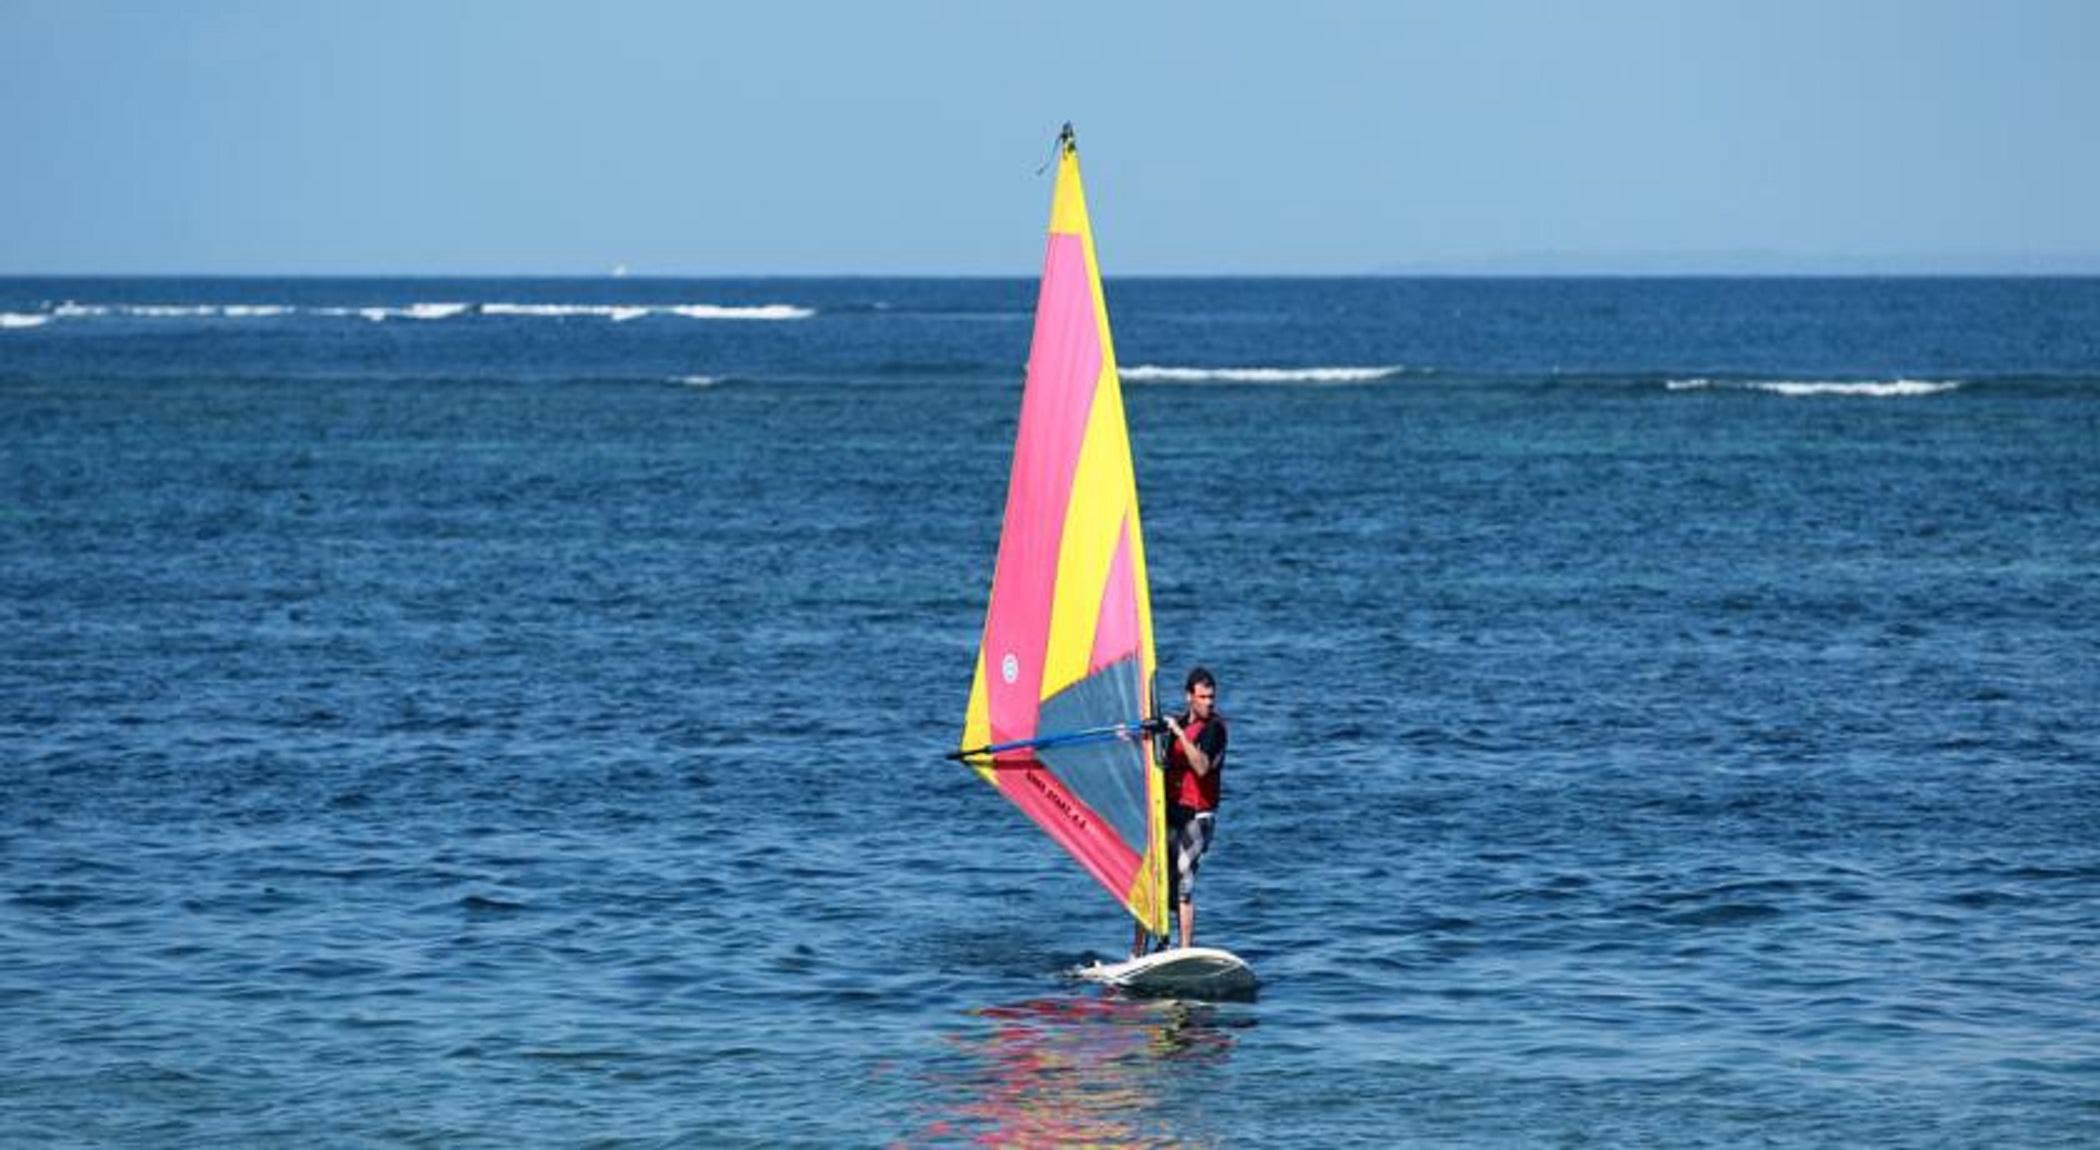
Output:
[
  {"xmin": 668, "ymin": 304, "xmax": 815, "ymax": 321},
  {"xmin": 311, "ymin": 303, "xmax": 474, "ymax": 322},
  {"xmin": 1668, "ymin": 378, "xmax": 1964, "ymax": 398},
  {"xmin": 480, "ymin": 303, "xmax": 812, "ymax": 322},
  {"xmin": 7, "ymin": 301, "xmax": 816, "ymax": 325},
  {"xmin": 43, "ymin": 303, "xmax": 294, "ymax": 319},
  {"xmin": 482, "ymin": 303, "xmax": 653, "ymax": 322},
  {"xmin": 1122, "ymin": 364, "xmax": 1405, "ymax": 384}
]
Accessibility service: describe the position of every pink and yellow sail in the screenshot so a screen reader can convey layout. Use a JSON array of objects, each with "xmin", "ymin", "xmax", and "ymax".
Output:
[{"xmin": 961, "ymin": 126, "xmax": 1169, "ymax": 937}]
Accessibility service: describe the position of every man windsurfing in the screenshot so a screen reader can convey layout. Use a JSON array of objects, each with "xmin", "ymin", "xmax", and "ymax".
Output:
[{"xmin": 1133, "ymin": 666, "xmax": 1228, "ymax": 957}]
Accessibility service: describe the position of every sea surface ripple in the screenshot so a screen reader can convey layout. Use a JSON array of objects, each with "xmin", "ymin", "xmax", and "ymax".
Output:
[{"xmin": 4, "ymin": 277, "xmax": 2099, "ymax": 1146}]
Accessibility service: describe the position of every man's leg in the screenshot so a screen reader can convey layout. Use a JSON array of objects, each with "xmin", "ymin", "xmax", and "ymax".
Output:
[{"xmin": 1175, "ymin": 813, "xmax": 1213, "ymax": 949}]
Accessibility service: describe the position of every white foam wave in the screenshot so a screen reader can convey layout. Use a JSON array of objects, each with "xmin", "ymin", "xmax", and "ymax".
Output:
[
  {"xmin": 1668, "ymin": 377, "xmax": 1962, "ymax": 398},
  {"xmin": 128, "ymin": 304, "xmax": 292, "ymax": 318},
  {"xmin": 1, "ymin": 312, "xmax": 50, "ymax": 329},
  {"xmin": 24, "ymin": 300, "xmax": 812, "ymax": 325},
  {"xmin": 1762, "ymin": 379, "xmax": 1963, "ymax": 397},
  {"xmin": 46, "ymin": 303, "xmax": 293, "ymax": 320},
  {"xmin": 129, "ymin": 305, "xmax": 220, "ymax": 317},
  {"xmin": 411, "ymin": 303, "xmax": 470, "ymax": 321},
  {"xmin": 673, "ymin": 375, "xmax": 721, "ymax": 388},
  {"xmin": 669, "ymin": 304, "xmax": 815, "ymax": 321},
  {"xmin": 386, "ymin": 302, "xmax": 473, "ymax": 322},
  {"xmin": 481, "ymin": 303, "xmax": 654, "ymax": 321},
  {"xmin": 479, "ymin": 302, "xmax": 811, "ymax": 321},
  {"xmin": 1122, "ymin": 364, "xmax": 1404, "ymax": 384},
  {"xmin": 485, "ymin": 303, "xmax": 618, "ymax": 319},
  {"xmin": 306, "ymin": 302, "xmax": 477, "ymax": 322}
]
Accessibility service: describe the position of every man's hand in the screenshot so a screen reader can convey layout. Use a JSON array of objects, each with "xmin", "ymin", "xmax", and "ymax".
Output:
[{"xmin": 1163, "ymin": 714, "xmax": 1211, "ymax": 775}]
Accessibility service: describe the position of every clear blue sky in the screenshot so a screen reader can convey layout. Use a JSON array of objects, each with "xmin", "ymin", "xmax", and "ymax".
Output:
[{"xmin": 5, "ymin": 0, "xmax": 2097, "ymax": 275}]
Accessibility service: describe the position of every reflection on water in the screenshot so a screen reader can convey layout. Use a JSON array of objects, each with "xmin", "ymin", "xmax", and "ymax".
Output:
[{"xmin": 915, "ymin": 993, "xmax": 1249, "ymax": 1146}]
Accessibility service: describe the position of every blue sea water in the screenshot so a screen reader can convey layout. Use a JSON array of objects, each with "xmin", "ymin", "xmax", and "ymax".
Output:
[{"xmin": 4, "ymin": 276, "xmax": 2099, "ymax": 1146}]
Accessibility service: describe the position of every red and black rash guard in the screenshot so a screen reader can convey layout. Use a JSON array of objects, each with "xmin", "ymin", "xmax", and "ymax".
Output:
[{"xmin": 1165, "ymin": 712, "xmax": 1228, "ymax": 813}]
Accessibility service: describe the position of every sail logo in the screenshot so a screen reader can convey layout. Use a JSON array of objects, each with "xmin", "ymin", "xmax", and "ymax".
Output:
[
  {"xmin": 1001, "ymin": 653, "xmax": 1019, "ymax": 685},
  {"xmin": 1022, "ymin": 767, "xmax": 1091, "ymax": 835}
]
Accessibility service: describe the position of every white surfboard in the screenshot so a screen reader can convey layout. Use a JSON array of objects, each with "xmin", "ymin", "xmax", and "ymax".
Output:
[{"xmin": 1077, "ymin": 946, "xmax": 1257, "ymax": 998}]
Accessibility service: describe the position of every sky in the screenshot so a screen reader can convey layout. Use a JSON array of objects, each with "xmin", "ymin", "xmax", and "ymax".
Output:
[{"xmin": 4, "ymin": 0, "xmax": 2098, "ymax": 275}]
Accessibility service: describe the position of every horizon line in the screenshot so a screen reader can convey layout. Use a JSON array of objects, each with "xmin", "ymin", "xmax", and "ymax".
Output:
[{"xmin": 8, "ymin": 265, "xmax": 2100, "ymax": 281}]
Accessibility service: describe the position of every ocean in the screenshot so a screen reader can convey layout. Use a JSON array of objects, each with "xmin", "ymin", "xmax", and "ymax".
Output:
[{"xmin": 4, "ymin": 276, "xmax": 2098, "ymax": 1146}]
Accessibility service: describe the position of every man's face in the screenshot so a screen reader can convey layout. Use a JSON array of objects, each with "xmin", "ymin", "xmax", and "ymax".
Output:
[{"xmin": 1187, "ymin": 682, "xmax": 1215, "ymax": 721}]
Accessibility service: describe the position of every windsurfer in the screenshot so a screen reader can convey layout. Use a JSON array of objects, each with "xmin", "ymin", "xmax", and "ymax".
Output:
[{"xmin": 1134, "ymin": 666, "xmax": 1229, "ymax": 957}]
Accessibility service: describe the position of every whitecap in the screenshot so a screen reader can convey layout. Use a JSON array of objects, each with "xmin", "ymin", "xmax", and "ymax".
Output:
[
  {"xmin": 126, "ymin": 305, "xmax": 222, "ymax": 317},
  {"xmin": 400, "ymin": 302, "xmax": 471, "ymax": 321},
  {"xmin": 1758, "ymin": 379, "xmax": 1962, "ymax": 398},
  {"xmin": 53, "ymin": 304, "xmax": 297, "ymax": 319},
  {"xmin": 483, "ymin": 303, "xmax": 586, "ymax": 318},
  {"xmin": 1, "ymin": 312, "xmax": 50, "ymax": 329},
  {"xmin": 1122, "ymin": 364, "xmax": 1404, "ymax": 384},
  {"xmin": 668, "ymin": 304, "xmax": 815, "ymax": 321},
  {"xmin": 483, "ymin": 303, "xmax": 650, "ymax": 320},
  {"xmin": 673, "ymin": 375, "xmax": 721, "ymax": 388},
  {"xmin": 327, "ymin": 305, "xmax": 467, "ymax": 322},
  {"xmin": 1667, "ymin": 377, "xmax": 1962, "ymax": 397}
]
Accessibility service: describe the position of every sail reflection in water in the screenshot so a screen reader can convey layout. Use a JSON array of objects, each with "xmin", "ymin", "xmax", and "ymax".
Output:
[{"xmin": 915, "ymin": 997, "xmax": 1248, "ymax": 1145}]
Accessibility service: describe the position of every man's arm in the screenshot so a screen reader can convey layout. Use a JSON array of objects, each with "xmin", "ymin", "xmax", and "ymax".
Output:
[{"xmin": 1164, "ymin": 716, "xmax": 1218, "ymax": 776}]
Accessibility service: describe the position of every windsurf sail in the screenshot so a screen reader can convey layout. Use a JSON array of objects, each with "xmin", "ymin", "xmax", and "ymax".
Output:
[{"xmin": 960, "ymin": 124, "xmax": 1169, "ymax": 938}]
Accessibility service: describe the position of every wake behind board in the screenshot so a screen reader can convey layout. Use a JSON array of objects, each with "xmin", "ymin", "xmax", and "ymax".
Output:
[{"xmin": 1077, "ymin": 947, "xmax": 1257, "ymax": 999}]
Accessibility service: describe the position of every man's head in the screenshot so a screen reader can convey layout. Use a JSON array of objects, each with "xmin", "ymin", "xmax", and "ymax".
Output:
[{"xmin": 1184, "ymin": 666, "xmax": 1216, "ymax": 720}]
